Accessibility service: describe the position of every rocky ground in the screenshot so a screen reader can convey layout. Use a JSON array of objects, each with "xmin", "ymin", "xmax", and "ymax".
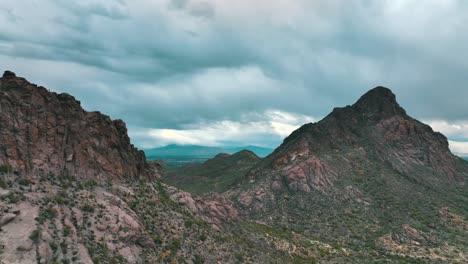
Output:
[{"xmin": 0, "ymin": 173, "xmax": 264, "ymax": 264}]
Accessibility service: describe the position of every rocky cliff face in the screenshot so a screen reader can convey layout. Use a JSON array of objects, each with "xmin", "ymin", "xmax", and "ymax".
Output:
[{"xmin": 0, "ymin": 71, "xmax": 158, "ymax": 180}]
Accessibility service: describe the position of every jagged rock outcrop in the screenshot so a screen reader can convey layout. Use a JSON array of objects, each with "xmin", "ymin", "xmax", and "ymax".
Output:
[
  {"xmin": 167, "ymin": 186, "xmax": 239, "ymax": 230},
  {"xmin": 0, "ymin": 71, "xmax": 159, "ymax": 180}
]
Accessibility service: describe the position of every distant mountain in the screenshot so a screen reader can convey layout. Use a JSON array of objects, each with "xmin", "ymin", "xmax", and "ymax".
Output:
[
  {"xmin": 165, "ymin": 150, "xmax": 260, "ymax": 195},
  {"xmin": 144, "ymin": 144, "xmax": 273, "ymax": 159},
  {"xmin": 225, "ymin": 145, "xmax": 274, "ymax": 157}
]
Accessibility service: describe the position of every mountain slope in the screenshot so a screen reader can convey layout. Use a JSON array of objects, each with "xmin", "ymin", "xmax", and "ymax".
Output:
[
  {"xmin": 232, "ymin": 87, "xmax": 468, "ymax": 262},
  {"xmin": 165, "ymin": 150, "xmax": 261, "ymax": 195}
]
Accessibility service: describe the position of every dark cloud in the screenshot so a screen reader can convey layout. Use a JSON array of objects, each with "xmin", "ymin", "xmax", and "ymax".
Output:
[{"xmin": 0, "ymin": 0, "xmax": 467, "ymax": 148}]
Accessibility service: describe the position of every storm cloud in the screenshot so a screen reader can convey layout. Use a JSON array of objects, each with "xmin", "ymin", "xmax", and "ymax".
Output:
[{"xmin": 0, "ymin": 0, "xmax": 467, "ymax": 153}]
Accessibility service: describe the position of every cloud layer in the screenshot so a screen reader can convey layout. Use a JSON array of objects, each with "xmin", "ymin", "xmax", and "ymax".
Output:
[{"xmin": 0, "ymin": 0, "xmax": 467, "ymax": 151}]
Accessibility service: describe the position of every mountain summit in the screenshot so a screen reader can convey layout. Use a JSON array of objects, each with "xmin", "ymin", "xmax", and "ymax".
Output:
[{"xmin": 354, "ymin": 86, "xmax": 407, "ymax": 117}]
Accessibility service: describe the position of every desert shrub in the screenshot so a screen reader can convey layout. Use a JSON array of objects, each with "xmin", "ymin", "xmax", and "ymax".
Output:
[
  {"xmin": 0, "ymin": 164, "xmax": 12, "ymax": 173},
  {"xmin": 37, "ymin": 206, "xmax": 58, "ymax": 223},
  {"xmin": 84, "ymin": 180, "xmax": 97, "ymax": 189},
  {"xmin": 168, "ymin": 238, "xmax": 181, "ymax": 251},
  {"xmin": 50, "ymin": 242, "xmax": 58, "ymax": 252},
  {"xmin": 184, "ymin": 219, "xmax": 194, "ymax": 228},
  {"xmin": 234, "ymin": 252, "xmax": 244, "ymax": 262},
  {"xmin": 63, "ymin": 225, "xmax": 72, "ymax": 237},
  {"xmin": 29, "ymin": 229, "xmax": 41, "ymax": 243},
  {"xmin": 52, "ymin": 191, "xmax": 69, "ymax": 205},
  {"xmin": 199, "ymin": 233, "xmax": 207, "ymax": 242},
  {"xmin": 81, "ymin": 204, "xmax": 95, "ymax": 213},
  {"xmin": 0, "ymin": 179, "xmax": 8, "ymax": 188},
  {"xmin": 16, "ymin": 246, "xmax": 30, "ymax": 251},
  {"xmin": 3, "ymin": 192, "xmax": 25, "ymax": 203},
  {"xmin": 18, "ymin": 178, "xmax": 33, "ymax": 186},
  {"xmin": 193, "ymin": 254, "xmax": 205, "ymax": 264}
]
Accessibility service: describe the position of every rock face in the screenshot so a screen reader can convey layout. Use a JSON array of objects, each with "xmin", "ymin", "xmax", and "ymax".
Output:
[
  {"xmin": 0, "ymin": 71, "xmax": 158, "ymax": 180},
  {"xmin": 240, "ymin": 86, "xmax": 466, "ymax": 209}
]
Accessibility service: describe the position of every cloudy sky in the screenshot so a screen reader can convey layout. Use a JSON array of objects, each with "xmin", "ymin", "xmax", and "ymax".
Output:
[{"xmin": 1, "ymin": 0, "xmax": 467, "ymax": 155}]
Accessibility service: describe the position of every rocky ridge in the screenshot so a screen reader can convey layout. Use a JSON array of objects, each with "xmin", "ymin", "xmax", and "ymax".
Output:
[{"xmin": 0, "ymin": 71, "xmax": 158, "ymax": 180}]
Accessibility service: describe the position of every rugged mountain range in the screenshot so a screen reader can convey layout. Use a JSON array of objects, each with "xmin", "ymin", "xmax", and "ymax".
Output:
[
  {"xmin": 146, "ymin": 144, "xmax": 273, "ymax": 159},
  {"xmin": 0, "ymin": 72, "xmax": 467, "ymax": 263}
]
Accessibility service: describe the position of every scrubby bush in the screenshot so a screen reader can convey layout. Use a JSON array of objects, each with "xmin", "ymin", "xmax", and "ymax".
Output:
[
  {"xmin": 0, "ymin": 164, "xmax": 12, "ymax": 173},
  {"xmin": 29, "ymin": 229, "xmax": 41, "ymax": 243},
  {"xmin": 18, "ymin": 178, "xmax": 32, "ymax": 186},
  {"xmin": 81, "ymin": 204, "xmax": 95, "ymax": 213},
  {"xmin": 0, "ymin": 179, "xmax": 8, "ymax": 188}
]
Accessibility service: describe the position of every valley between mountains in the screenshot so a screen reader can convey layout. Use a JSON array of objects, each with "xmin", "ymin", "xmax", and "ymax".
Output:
[{"xmin": 0, "ymin": 71, "xmax": 467, "ymax": 263}]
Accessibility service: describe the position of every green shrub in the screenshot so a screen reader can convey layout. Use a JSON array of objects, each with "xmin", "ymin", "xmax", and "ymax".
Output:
[
  {"xmin": 193, "ymin": 254, "xmax": 205, "ymax": 264},
  {"xmin": 0, "ymin": 179, "xmax": 7, "ymax": 188},
  {"xmin": 0, "ymin": 164, "xmax": 12, "ymax": 173},
  {"xmin": 80, "ymin": 204, "xmax": 95, "ymax": 213},
  {"xmin": 84, "ymin": 180, "xmax": 97, "ymax": 189},
  {"xmin": 18, "ymin": 178, "xmax": 32, "ymax": 186},
  {"xmin": 29, "ymin": 229, "xmax": 41, "ymax": 243},
  {"xmin": 199, "ymin": 233, "xmax": 207, "ymax": 242},
  {"xmin": 50, "ymin": 242, "xmax": 58, "ymax": 252},
  {"xmin": 63, "ymin": 225, "xmax": 72, "ymax": 237},
  {"xmin": 234, "ymin": 252, "xmax": 244, "ymax": 262},
  {"xmin": 16, "ymin": 246, "xmax": 30, "ymax": 251},
  {"xmin": 4, "ymin": 192, "xmax": 25, "ymax": 203},
  {"xmin": 37, "ymin": 206, "xmax": 58, "ymax": 223},
  {"xmin": 52, "ymin": 192, "xmax": 69, "ymax": 205},
  {"xmin": 184, "ymin": 219, "xmax": 194, "ymax": 228},
  {"xmin": 168, "ymin": 238, "xmax": 181, "ymax": 251}
]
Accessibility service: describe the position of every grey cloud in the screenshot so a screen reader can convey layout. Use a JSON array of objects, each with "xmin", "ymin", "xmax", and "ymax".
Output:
[{"xmin": 1, "ymin": 0, "xmax": 468, "ymax": 148}]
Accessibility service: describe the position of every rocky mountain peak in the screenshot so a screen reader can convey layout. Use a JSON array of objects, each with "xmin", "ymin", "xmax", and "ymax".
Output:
[
  {"xmin": 353, "ymin": 86, "xmax": 406, "ymax": 117},
  {"xmin": 238, "ymin": 86, "xmax": 466, "ymax": 212}
]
